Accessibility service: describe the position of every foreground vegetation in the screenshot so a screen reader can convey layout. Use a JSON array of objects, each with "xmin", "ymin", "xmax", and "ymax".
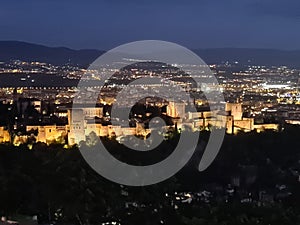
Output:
[{"xmin": 0, "ymin": 126, "xmax": 300, "ymax": 225}]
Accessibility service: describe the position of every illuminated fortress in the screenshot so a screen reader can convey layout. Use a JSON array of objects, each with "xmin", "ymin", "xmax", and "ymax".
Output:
[{"xmin": 0, "ymin": 102, "xmax": 279, "ymax": 146}]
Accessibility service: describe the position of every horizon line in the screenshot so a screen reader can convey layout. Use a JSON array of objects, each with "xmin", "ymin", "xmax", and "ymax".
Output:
[{"xmin": 1, "ymin": 40, "xmax": 300, "ymax": 52}]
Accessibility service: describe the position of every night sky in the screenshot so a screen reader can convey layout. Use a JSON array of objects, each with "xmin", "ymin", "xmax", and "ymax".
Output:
[{"xmin": 1, "ymin": 0, "xmax": 299, "ymax": 50}]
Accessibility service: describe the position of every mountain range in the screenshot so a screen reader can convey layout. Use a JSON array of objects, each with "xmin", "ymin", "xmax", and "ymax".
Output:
[
  {"xmin": 0, "ymin": 41, "xmax": 299, "ymax": 68},
  {"xmin": 0, "ymin": 41, "xmax": 104, "ymax": 67}
]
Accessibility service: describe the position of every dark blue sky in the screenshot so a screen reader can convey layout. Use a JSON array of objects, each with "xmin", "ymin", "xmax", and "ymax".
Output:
[{"xmin": 1, "ymin": 0, "xmax": 299, "ymax": 50}]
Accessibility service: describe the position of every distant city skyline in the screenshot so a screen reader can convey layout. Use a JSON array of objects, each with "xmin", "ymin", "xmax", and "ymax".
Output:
[{"xmin": 1, "ymin": 0, "xmax": 300, "ymax": 50}]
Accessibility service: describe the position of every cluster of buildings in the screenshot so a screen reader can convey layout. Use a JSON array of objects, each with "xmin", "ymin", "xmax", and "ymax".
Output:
[
  {"xmin": 0, "ymin": 95, "xmax": 280, "ymax": 146},
  {"xmin": 3, "ymin": 60, "xmax": 296, "ymax": 147}
]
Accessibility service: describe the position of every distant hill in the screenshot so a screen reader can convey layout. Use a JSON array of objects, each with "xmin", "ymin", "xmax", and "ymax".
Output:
[
  {"xmin": 0, "ymin": 41, "xmax": 300, "ymax": 67},
  {"xmin": 193, "ymin": 48, "xmax": 300, "ymax": 67},
  {"xmin": 0, "ymin": 41, "xmax": 104, "ymax": 67}
]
